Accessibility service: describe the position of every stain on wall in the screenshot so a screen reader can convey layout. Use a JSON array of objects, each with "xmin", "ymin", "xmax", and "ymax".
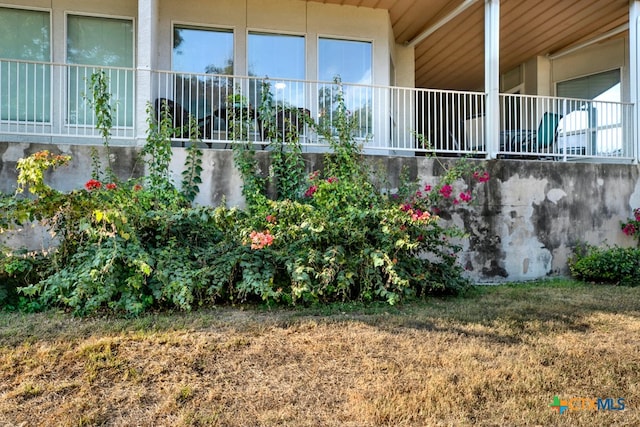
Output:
[{"xmin": 2, "ymin": 143, "xmax": 639, "ymax": 282}]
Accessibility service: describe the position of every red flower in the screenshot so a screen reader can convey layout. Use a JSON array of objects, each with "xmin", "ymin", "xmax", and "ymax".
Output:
[
  {"xmin": 473, "ymin": 171, "xmax": 490, "ymax": 183},
  {"xmin": 459, "ymin": 191, "xmax": 472, "ymax": 202},
  {"xmin": 439, "ymin": 184, "xmax": 453, "ymax": 198},
  {"xmin": 85, "ymin": 179, "xmax": 102, "ymax": 191},
  {"xmin": 133, "ymin": 184, "xmax": 143, "ymax": 191},
  {"xmin": 304, "ymin": 185, "xmax": 318, "ymax": 198},
  {"xmin": 327, "ymin": 176, "xmax": 338, "ymax": 184},
  {"xmin": 400, "ymin": 203, "xmax": 412, "ymax": 212},
  {"xmin": 105, "ymin": 183, "xmax": 117, "ymax": 190},
  {"xmin": 634, "ymin": 208, "xmax": 640, "ymax": 222},
  {"xmin": 623, "ymin": 223, "xmax": 637, "ymax": 236},
  {"xmin": 424, "ymin": 184, "xmax": 432, "ymax": 192},
  {"xmin": 266, "ymin": 214, "xmax": 276, "ymax": 223}
]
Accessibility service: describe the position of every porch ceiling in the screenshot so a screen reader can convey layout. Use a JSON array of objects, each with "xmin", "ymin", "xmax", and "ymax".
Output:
[{"xmin": 306, "ymin": 0, "xmax": 630, "ymax": 91}]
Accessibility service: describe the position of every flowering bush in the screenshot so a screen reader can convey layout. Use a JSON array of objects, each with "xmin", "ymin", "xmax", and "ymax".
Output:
[
  {"xmin": 0, "ymin": 77, "xmax": 490, "ymax": 315},
  {"xmin": 16, "ymin": 150, "xmax": 71, "ymax": 196},
  {"xmin": 621, "ymin": 208, "xmax": 640, "ymax": 246},
  {"xmin": 248, "ymin": 230, "xmax": 274, "ymax": 249}
]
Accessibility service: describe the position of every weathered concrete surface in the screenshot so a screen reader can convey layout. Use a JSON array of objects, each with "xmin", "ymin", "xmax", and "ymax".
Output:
[{"xmin": 2, "ymin": 142, "xmax": 639, "ymax": 282}]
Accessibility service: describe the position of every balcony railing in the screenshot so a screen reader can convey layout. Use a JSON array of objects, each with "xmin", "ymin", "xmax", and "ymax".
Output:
[
  {"xmin": 499, "ymin": 93, "xmax": 635, "ymax": 161},
  {"xmin": 0, "ymin": 59, "xmax": 134, "ymax": 143},
  {"xmin": 0, "ymin": 59, "xmax": 635, "ymax": 162}
]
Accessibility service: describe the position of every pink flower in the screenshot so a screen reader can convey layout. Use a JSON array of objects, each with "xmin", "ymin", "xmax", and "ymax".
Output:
[
  {"xmin": 453, "ymin": 199, "xmax": 459, "ymax": 205},
  {"xmin": 304, "ymin": 185, "xmax": 318, "ymax": 198},
  {"xmin": 308, "ymin": 171, "xmax": 320, "ymax": 181},
  {"xmin": 410, "ymin": 209, "xmax": 432, "ymax": 222},
  {"xmin": 85, "ymin": 179, "xmax": 102, "ymax": 191},
  {"xmin": 415, "ymin": 190, "xmax": 423, "ymax": 198},
  {"xmin": 327, "ymin": 176, "xmax": 338, "ymax": 184},
  {"xmin": 249, "ymin": 230, "xmax": 274, "ymax": 249},
  {"xmin": 424, "ymin": 184, "xmax": 432, "ymax": 192},
  {"xmin": 459, "ymin": 191, "xmax": 472, "ymax": 202},
  {"xmin": 634, "ymin": 208, "xmax": 640, "ymax": 221},
  {"xmin": 105, "ymin": 183, "xmax": 117, "ymax": 190},
  {"xmin": 400, "ymin": 203, "xmax": 412, "ymax": 212},
  {"xmin": 439, "ymin": 184, "xmax": 453, "ymax": 198},
  {"xmin": 473, "ymin": 171, "xmax": 490, "ymax": 183},
  {"xmin": 266, "ymin": 214, "xmax": 276, "ymax": 223},
  {"xmin": 623, "ymin": 223, "xmax": 637, "ymax": 236}
]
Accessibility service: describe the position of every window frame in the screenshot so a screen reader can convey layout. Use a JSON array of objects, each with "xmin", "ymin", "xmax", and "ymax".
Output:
[
  {"xmin": 64, "ymin": 12, "xmax": 136, "ymax": 128},
  {"xmin": 171, "ymin": 23, "xmax": 235, "ymax": 75}
]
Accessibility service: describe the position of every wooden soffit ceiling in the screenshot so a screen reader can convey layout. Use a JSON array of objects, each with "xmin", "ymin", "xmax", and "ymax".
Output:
[{"xmin": 306, "ymin": 0, "xmax": 630, "ymax": 91}]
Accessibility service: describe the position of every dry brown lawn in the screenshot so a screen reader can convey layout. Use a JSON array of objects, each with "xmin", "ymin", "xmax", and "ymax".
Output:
[{"xmin": 0, "ymin": 280, "xmax": 639, "ymax": 426}]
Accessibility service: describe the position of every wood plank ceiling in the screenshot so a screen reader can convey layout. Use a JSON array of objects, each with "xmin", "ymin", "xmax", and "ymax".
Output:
[{"xmin": 307, "ymin": 0, "xmax": 630, "ymax": 91}]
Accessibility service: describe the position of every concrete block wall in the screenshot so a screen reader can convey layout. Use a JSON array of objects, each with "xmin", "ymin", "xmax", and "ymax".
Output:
[{"xmin": 2, "ymin": 142, "xmax": 639, "ymax": 282}]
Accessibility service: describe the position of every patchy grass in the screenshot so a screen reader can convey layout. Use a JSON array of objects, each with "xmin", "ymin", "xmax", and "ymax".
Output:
[{"xmin": 1, "ymin": 279, "xmax": 639, "ymax": 426}]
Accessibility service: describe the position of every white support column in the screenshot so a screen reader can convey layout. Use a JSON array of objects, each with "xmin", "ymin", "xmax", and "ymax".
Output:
[
  {"xmin": 630, "ymin": 0, "xmax": 640, "ymax": 162},
  {"xmin": 485, "ymin": 0, "xmax": 500, "ymax": 159},
  {"xmin": 136, "ymin": 0, "xmax": 158, "ymax": 145}
]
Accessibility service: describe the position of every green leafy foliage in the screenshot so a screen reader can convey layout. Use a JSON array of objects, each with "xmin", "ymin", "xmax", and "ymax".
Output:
[
  {"xmin": 86, "ymin": 70, "xmax": 116, "ymax": 182},
  {"xmin": 569, "ymin": 244, "xmax": 640, "ymax": 286},
  {"xmin": 15, "ymin": 150, "xmax": 71, "ymax": 197},
  {"xmin": 142, "ymin": 100, "xmax": 175, "ymax": 193},
  {"xmin": 258, "ymin": 80, "xmax": 307, "ymax": 201},
  {"xmin": 0, "ymin": 248, "xmax": 48, "ymax": 311},
  {"xmin": 0, "ymin": 77, "xmax": 490, "ymax": 316},
  {"xmin": 181, "ymin": 117, "xmax": 204, "ymax": 203}
]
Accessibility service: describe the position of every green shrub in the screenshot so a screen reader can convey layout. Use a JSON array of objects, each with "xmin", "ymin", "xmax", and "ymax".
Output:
[
  {"xmin": 569, "ymin": 244, "xmax": 640, "ymax": 286},
  {"xmin": 0, "ymin": 248, "xmax": 49, "ymax": 311},
  {"xmin": 0, "ymin": 76, "xmax": 489, "ymax": 316}
]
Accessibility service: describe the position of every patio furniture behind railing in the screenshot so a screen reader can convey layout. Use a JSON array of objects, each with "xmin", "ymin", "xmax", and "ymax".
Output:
[{"xmin": 0, "ymin": 59, "xmax": 634, "ymax": 162}]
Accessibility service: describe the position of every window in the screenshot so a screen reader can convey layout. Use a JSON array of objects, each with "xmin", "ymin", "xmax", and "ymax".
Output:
[
  {"xmin": 248, "ymin": 32, "xmax": 305, "ymax": 108},
  {"xmin": 557, "ymin": 70, "xmax": 622, "ymax": 155},
  {"xmin": 171, "ymin": 26, "xmax": 233, "ymax": 122},
  {"xmin": 173, "ymin": 27, "xmax": 233, "ymax": 75},
  {"xmin": 319, "ymin": 38, "xmax": 371, "ymax": 85},
  {"xmin": 557, "ymin": 69, "xmax": 620, "ymax": 100},
  {"xmin": 318, "ymin": 38, "xmax": 372, "ymax": 137},
  {"xmin": 0, "ymin": 7, "xmax": 50, "ymax": 122},
  {"xmin": 67, "ymin": 15, "xmax": 134, "ymax": 126}
]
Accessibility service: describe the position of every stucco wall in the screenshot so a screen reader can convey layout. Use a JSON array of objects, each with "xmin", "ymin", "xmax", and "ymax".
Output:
[{"xmin": 2, "ymin": 142, "xmax": 639, "ymax": 283}]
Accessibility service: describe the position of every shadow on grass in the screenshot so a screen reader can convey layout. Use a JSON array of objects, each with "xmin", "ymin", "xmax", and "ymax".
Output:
[{"xmin": 1, "ymin": 279, "xmax": 638, "ymax": 347}]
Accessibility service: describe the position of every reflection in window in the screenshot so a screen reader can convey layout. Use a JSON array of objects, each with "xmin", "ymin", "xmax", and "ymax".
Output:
[
  {"xmin": 173, "ymin": 27, "xmax": 233, "ymax": 75},
  {"xmin": 171, "ymin": 27, "xmax": 234, "ymax": 124},
  {"xmin": 248, "ymin": 32, "xmax": 305, "ymax": 112},
  {"xmin": 557, "ymin": 70, "xmax": 622, "ymax": 155},
  {"xmin": 318, "ymin": 38, "xmax": 372, "ymax": 138},
  {"xmin": 67, "ymin": 15, "xmax": 134, "ymax": 126},
  {"xmin": 0, "ymin": 7, "xmax": 50, "ymax": 122}
]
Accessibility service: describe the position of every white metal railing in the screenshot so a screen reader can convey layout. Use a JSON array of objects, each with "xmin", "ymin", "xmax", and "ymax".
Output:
[
  {"xmin": 0, "ymin": 59, "xmax": 134, "ymax": 141},
  {"xmin": 151, "ymin": 70, "xmax": 488, "ymax": 155},
  {"xmin": 499, "ymin": 93, "xmax": 634, "ymax": 160},
  {"xmin": 1, "ymin": 59, "xmax": 635, "ymax": 163}
]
